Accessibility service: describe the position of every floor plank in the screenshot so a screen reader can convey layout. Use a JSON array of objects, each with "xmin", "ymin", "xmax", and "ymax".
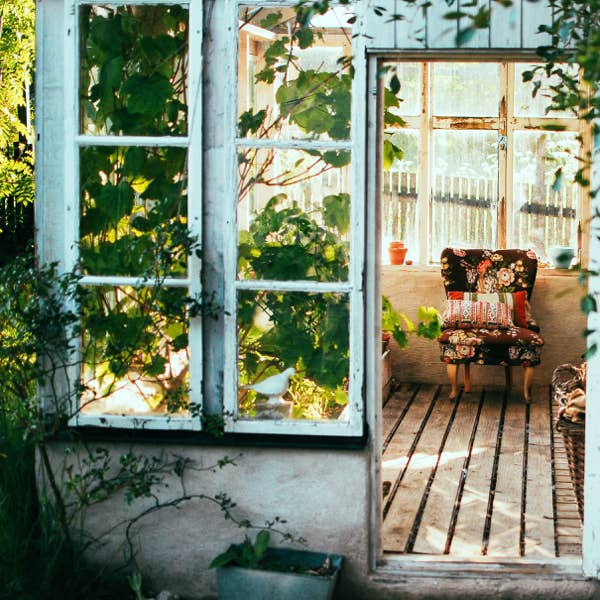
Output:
[
  {"xmin": 449, "ymin": 389, "xmax": 503, "ymax": 557},
  {"xmin": 523, "ymin": 385, "xmax": 555, "ymax": 558},
  {"xmin": 382, "ymin": 384, "xmax": 416, "ymax": 444},
  {"xmin": 381, "ymin": 384, "xmax": 438, "ymax": 520},
  {"xmin": 383, "ymin": 388, "xmax": 456, "ymax": 552},
  {"xmin": 412, "ymin": 390, "xmax": 480, "ymax": 555},
  {"xmin": 382, "ymin": 382, "xmax": 582, "ymax": 560},
  {"xmin": 482, "ymin": 390, "xmax": 525, "ymax": 558}
]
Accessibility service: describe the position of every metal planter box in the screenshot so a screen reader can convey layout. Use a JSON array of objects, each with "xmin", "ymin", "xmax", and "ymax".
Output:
[{"xmin": 216, "ymin": 548, "xmax": 343, "ymax": 600}]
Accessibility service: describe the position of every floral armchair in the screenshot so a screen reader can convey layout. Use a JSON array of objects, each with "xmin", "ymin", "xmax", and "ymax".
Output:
[{"xmin": 438, "ymin": 248, "xmax": 544, "ymax": 401}]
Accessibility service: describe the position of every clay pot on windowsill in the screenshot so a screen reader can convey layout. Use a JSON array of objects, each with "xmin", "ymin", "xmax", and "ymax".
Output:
[{"xmin": 388, "ymin": 241, "xmax": 408, "ymax": 265}]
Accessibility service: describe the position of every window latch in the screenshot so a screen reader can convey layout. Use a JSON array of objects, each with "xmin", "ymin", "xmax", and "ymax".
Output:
[{"xmin": 498, "ymin": 135, "xmax": 508, "ymax": 150}]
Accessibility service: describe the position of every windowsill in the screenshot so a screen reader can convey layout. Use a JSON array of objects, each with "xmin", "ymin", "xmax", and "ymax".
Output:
[
  {"xmin": 54, "ymin": 425, "xmax": 369, "ymax": 450},
  {"xmin": 381, "ymin": 264, "xmax": 581, "ymax": 277}
]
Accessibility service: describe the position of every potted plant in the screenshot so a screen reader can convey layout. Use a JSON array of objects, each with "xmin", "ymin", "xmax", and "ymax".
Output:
[{"xmin": 211, "ymin": 530, "xmax": 343, "ymax": 600}]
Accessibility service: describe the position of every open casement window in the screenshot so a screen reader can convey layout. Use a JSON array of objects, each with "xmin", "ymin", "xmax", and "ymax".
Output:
[
  {"xmin": 381, "ymin": 60, "xmax": 590, "ymax": 266},
  {"xmin": 65, "ymin": 1, "xmax": 203, "ymax": 430},
  {"xmin": 223, "ymin": 3, "xmax": 365, "ymax": 435}
]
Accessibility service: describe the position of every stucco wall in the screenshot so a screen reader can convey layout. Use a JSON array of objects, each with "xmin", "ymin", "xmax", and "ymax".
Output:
[
  {"xmin": 49, "ymin": 442, "xmax": 371, "ymax": 599},
  {"xmin": 381, "ymin": 266, "xmax": 587, "ymax": 388}
]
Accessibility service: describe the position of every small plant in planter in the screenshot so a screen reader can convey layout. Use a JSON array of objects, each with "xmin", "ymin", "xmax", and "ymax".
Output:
[{"xmin": 210, "ymin": 530, "xmax": 343, "ymax": 600}]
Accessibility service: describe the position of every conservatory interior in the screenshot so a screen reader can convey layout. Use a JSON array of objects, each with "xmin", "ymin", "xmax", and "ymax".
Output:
[{"xmin": 236, "ymin": 7, "xmax": 588, "ymax": 562}]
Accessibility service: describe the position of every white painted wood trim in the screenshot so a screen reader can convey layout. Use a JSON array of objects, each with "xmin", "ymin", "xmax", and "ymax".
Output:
[
  {"xmin": 223, "ymin": 0, "xmax": 243, "ymax": 431},
  {"xmin": 235, "ymin": 280, "xmax": 353, "ymax": 293},
  {"xmin": 234, "ymin": 138, "xmax": 352, "ymax": 150},
  {"xmin": 187, "ymin": 0, "xmax": 204, "ymax": 418},
  {"xmin": 418, "ymin": 61, "xmax": 430, "ymax": 263},
  {"xmin": 76, "ymin": 0, "xmax": 189, "ymax": 4},
  {"xmin": 71, "ymin": 414, "xmax": 201, "ymax": 431},
  {"xmin": 583, "ymin": 122, "xmax": 600, "ymax": 579},
  {"xmin": 79, "ymin": 276, "xmax": 192, "ymax": 287},
  {"xmin": 366, "ymin": 52, "xmax": 383, "ymax": 570},
  {"xmin": 77, "ymin": 135, "xmax": 190, "ymax": 147}
]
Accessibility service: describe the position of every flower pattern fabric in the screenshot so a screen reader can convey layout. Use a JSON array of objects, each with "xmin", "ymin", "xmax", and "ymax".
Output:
[{"xmin": 438, "ymin": 248, "xmax": 544, "ymax": 367}]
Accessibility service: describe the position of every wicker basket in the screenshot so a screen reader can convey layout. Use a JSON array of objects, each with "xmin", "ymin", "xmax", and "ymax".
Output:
[
  {"xmin": 553, "ymin": 363, "xmax": 586, "ymax": 522},
  {"xmin": 556, "ymin": 415, "xmax": 585, "ymax": 522}
]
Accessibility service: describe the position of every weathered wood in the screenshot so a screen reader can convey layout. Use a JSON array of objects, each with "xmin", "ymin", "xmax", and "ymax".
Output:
[
  {"xmin": 490, "ymin": 1, "xmax": 521, "ymax": 48},
  {"xmin": 482, "ymin": 390, "xmax": 525, "ymax": 558},
  {"xmin": 412, "ymin": 390, "xmax": 480, "ymax": 554},
  {"xmin": 383, "ymin": 388, "xmax": 456, "ymax": 552},
  {"xmin": 382, "ymin": 384, "xmax": 416, "ymax": 444},
  {"xmin": 382, "ymin": 384, "xmax": 438, "ymax": 522},
  {"xmin": 450, "ymin": 389, "xmax": 503, "ymax": 557},
  {"xmin": 523, "ymin": 386, "xmax": 555, "ymax": 558}
]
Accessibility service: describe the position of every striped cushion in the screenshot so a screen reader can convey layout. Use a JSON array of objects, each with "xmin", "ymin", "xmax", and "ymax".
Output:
[
  {"xmin": 443, "ymin": 299, "xmax": 514, "ymax": 330},
  {"xmin": 448, "ymin": 290, "xmax": 527, "ymax": 327}
]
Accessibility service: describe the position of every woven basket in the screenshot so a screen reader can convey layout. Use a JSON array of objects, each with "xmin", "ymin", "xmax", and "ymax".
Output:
[
  {"xmin": 553, "ymin": 362, "xmax": 586, "ymax": 522},
  {"xmin": 556, "ymin": 416, "xmax": 585, "ymax": 522}
]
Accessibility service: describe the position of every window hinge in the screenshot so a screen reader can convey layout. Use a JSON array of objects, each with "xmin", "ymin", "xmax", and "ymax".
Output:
[{"xmin": 498, "ymin": 135, "xmax": 508, "ymax": 150}]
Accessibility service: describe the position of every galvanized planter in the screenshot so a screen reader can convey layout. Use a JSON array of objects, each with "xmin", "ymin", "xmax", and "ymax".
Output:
[{"xmin": 216, "ymin": 547, "xmax": 343, "ymax": 600}]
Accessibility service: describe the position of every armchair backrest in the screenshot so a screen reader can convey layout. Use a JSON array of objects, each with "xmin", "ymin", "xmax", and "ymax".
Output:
[{"xmin": 440, "ymin": 248, "xmax": 538, "ymax": 299}]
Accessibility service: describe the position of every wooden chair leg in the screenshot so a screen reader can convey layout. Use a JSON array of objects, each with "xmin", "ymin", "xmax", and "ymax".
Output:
[
  {"xmin": 464, "ymin": 363, "xmax": 471, "ymax": 393},
  {"xmin": 505, "ymin": 366, "xmax": 512, "ymax": 389},
  {"xmin": 447, "ymin": 364, "xmax": 459, "ymax": 399},
  {"xmin": 523, "ymin": 366, "xmax": 534, "ymax": 402}
]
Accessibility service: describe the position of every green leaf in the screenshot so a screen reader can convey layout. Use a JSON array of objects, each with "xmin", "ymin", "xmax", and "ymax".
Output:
[
  {"xmin": 552, "ymin": 168, "xmax": 563, "ymax": 192},
  {"xmin": 383, "ymin": 139, "xmax": 404, "ymax": 170},
  {"xmin": 209, "ymin": 547, "xmax": 238, "ymax": 569},
  {"xmin": 581, "ymin": 294, "xmax": 597, "ymax": 315},
  {"xmin": 389, "ymin": 74, "xmax": 401, "ymax": 95},
  {"xmin": 253, "ymin": 530, "xmax": 270, "ymax": 561},
  {"xmin": 259, "ymin": 11, "xmax": 282, "ymax": 29},
  {"xmin": 295, "ymin": 28, "xmax": 314, "ymax": 49},
  {"xmin": 323, "ymin": 193, "xmax": 350, "ymax": 235},
  {"xmin": 122, "ymin": 75, "xmax": 173, "ymax": 116},
  {"xmin": 456, "ymin": 27, "xmax": 475, "ymax": 46}
]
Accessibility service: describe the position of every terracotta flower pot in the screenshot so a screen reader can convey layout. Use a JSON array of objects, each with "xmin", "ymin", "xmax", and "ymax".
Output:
[{"xmin": 388, "ymin": 241, "xmax": 408, "ymax": 265}]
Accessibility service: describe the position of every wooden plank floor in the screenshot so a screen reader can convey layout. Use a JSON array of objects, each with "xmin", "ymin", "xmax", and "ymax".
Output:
[{"xmin": 382, "ymin": 383, "xmax": 582, "ymax": 559}]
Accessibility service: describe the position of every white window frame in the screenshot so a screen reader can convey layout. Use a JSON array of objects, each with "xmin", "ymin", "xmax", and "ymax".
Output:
[
  {"xmin": 222, "ymin": 0, "xmax": 366, "ymax": 436},
  {"xmin": 61, "ymin": 0, "xmax": 203, "ymax": 431},
  {"xmin": 382, "ymin": 57, "xmax": 590, "ymax": 266}
]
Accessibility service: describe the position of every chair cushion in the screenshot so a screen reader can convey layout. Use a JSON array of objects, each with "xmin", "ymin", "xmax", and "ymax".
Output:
[
  {"xmin": 442, "ymin": 299, "xmax": 513, "ymax": 329},
  {"xmin": 448, "ymin": 290, "xmax": 528, "ymax": 328},
  {"xmin": 438, "ymin": 326, "xmax": 544, "ymax": 347}
]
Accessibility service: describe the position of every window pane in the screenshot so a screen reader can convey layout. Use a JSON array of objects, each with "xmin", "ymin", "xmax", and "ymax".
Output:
[
  {"xmin": 80, "ymin": 5, "xmax": 189, "ymax": 136},
  {"xmin": 80, "ymin": 285, "xmax": 191, "ymax": 417},
  {"xmin": 381, "ymin": 130, "xmax": 419, "ymax": 263},
  {"xmin": 237, "ymin": 148, "xmax": 350, "ymax": 281},
  {"xmin": 237, "ymin": 290, "xmax": 349, "ymax": 421},
  {"xmin": 80, "ymin": 145, "xmax": 188, "ymax": 277},
  {"xmin": 512, "ymin": 131, "xmax": 580, "ymax": 261},
  {"xmin": 238, "ymin": 5, "xmax": 353, "ymax": 141},
  {"xmin": 386, "ymin": 63, "xmax": 421, "ymax": 116},
  {"xmin": 431, "ymin": 130, "xmax": 499, "ymax": 261},
  {"xmin": 514, "ymin": 63, "xmax": 578, "ymax": 118},
  {"xmin": 433, "ymin": 63, "xmax": 500, "ymax": 117}
]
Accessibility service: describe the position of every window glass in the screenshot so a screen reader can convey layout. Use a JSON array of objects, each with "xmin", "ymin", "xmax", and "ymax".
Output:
[
  {"xmin": 237, "ymin": 5, "xmax": 353, "ymax": 141},
  {"xmin": 382, "ymin": 130, "xmax": 419, "ymax": 263},
  {"xmin": 512, "ymin": 131, "xmax": 580, "ymax": 261},
  {"xmin": 237, "ymin": 148, "xmax": 350, "ymax": 282},
  {"xmin": 79, "ymin": 145, "xmax": 188, "ymax": 277},
  {"xmin": 433, "ymin": 63, "xmax": 500, "ymax": 117},
  {"xmin": 80, "ymin": 285, "xmax": 191, "ymax": 417},
  {"xmin": 514, "ymin": 63, "xmax": 578, "ymax": 118},
  {"xmin": 80, "ymin": 4, "xmax": 189, "ymax": 136},
  {"xmin": 237, "ymin": 290, "xmax": 349, "ymax": 421},
  {"xmin": 430, "ymin": 130, "xmax": 499, "ymax": 261},
  {"xmin": 386, "ymin": 63, "xmax": 421, "ymax": 116}
]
